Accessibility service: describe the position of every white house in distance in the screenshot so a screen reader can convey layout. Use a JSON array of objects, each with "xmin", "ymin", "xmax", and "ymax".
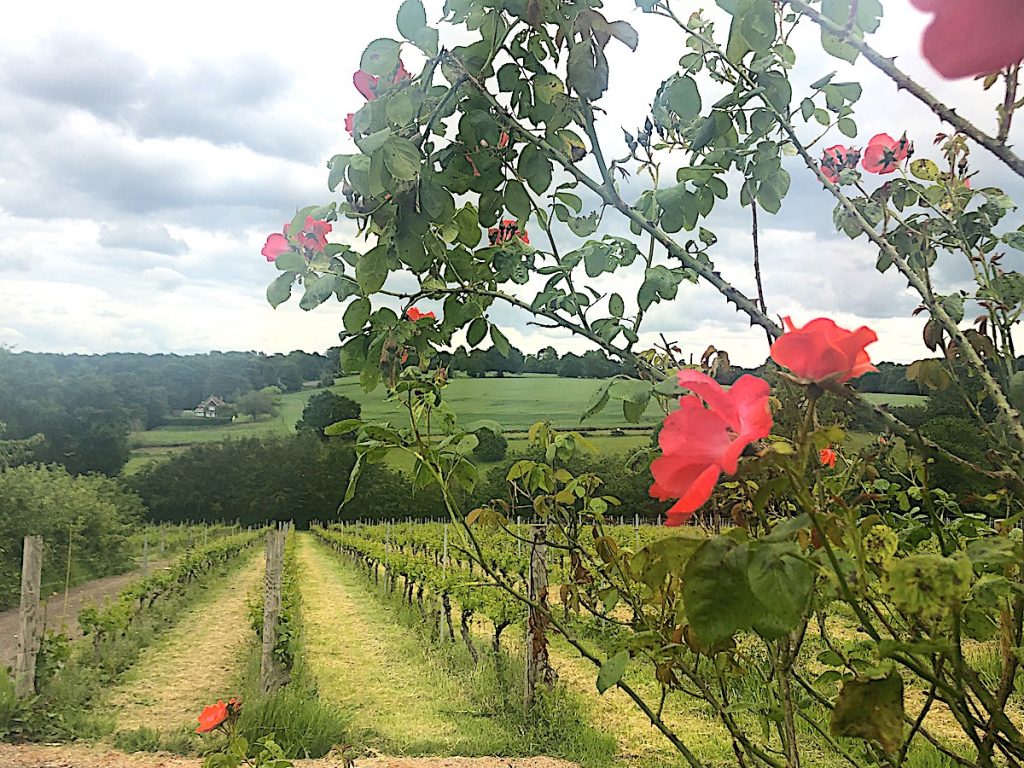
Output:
[{"xmin": 193, "ymin": 395, "xmax": 226, "ymax": 418}]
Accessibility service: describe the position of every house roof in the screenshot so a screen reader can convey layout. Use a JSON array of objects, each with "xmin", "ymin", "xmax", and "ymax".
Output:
[{"xmin": 196, "ymin": 395, "xmax": 226, "ymax": 408}]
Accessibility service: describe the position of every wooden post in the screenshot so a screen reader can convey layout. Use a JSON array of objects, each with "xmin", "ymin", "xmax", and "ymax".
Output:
[
  {"xmin": 142, "ymin": 531, "xmax": 150, "ymax": 578},
  {"xmin": 634, "ymin": 513, "xmax": 640, "ymax": 549},
  {"xmin": 260, "ymin": 529, "xmax": 286, "ymax": 694},
  {"xmin": 525, "ymin": 524, "xmax": 555, "ymax": 710},
  {"xmin": 15, "ymin": 536, "xmax": 43, "ymax": 698},
  {"xmin": 516, "ymin": 516, "xmax": 522, "ymax": 558}
]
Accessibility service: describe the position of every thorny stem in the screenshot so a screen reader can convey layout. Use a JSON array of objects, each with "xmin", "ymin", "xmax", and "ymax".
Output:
[
  {"xmin": 750, "ymin": 200, "xmax": 773, "ymax": 348},
  {"xmin": 785, "ymin": 0, "xmax": 1024, "ymax": 180}
]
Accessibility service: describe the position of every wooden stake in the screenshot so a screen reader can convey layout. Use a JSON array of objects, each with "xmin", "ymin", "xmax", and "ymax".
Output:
[
  {"xmin": 260, "ymin": 529, "xmax": 286, "ymax": 693},
  {"xmin": 525, "ymin": 524, "xmax": 555, "ymax": 710},
  {"xmin": 15, "ymin": 536, "xmax": 43, "ymax": 698}
]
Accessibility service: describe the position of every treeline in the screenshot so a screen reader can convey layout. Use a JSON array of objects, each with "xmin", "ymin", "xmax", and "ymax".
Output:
[
  {"xmin": 128, "ymin": 432, "xmax": 665, "ymax": 527},
  {"xmin": 129, "ymin": 434, "xmax": 434, "ymax": 527},
  {"xmin": 436, "ymin": 343, "xmax": 921, "ymax": 394},
  {"xmin": 0, "ymin": 348, "xmax": 338, "ymax": 475}
]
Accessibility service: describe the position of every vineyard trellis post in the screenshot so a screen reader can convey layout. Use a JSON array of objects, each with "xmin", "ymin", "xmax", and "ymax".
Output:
[
  {"xmin": 525, "ymin": 523, "xmax": 554, "ymax": 711},
  {"xmin": 15, "ymin": 535, "xmax": 43, "ymax": 699},
  {"xmin": 260, "ymin": 528, "xmax": 286, "ymax": 694},
  {"xmin": 142, "ymin": 530, "xmax": 149, "ymax": 577}
]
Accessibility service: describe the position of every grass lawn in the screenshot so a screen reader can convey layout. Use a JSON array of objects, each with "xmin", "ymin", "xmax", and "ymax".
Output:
[{"xmin": 126, "ymin": 374, "xmax": 925, "ymax": 471}]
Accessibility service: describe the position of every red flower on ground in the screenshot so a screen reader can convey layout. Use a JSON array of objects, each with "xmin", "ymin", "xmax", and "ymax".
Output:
[
  {"xmin": 261, "ymin": 232, "xmax": 289, "ymax": 262},
  {"xmin": 488, "ymin": 219, "xmax": 530, "ymax": 245},
  {"xmin": 770, "ymin": 316, "xmax": 878, "ymax": 384},
  {"xmin": 297, "ymin": 216, "xmax": 331, "ymax": 253},
  {"xmin": 862, "ymin": 133, "xmax": 913, "ymax": 174},
  {"xmin": 406, "ymin": 307, "xmax": 436, "ymax": 322},
  {"xmin": 819, "ymin": 144, "xmax": 860, "ymax": 184},
  {"xmin": 820, "ymin": 447, "xmax": 838, "ymax": 468},
  {"xmin": 911, "ymin": 0, "xmax": 1024, "ymax": 79},
  {"xmin": 650, "ymin": 371, "xmax": 773, "ymax": 526},
  {"xmin": 196, "ymin": 701, "xmax": 228, "ymax": 734}
]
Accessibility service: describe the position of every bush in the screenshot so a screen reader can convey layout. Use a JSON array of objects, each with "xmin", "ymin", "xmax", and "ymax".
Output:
[
  {"xmin": 296, "ymin": 391, "xmax": 360, "ymax": 440},
  {"xmin": 472, "ymin": 427, "xmax": 508, "ymax": 462},
  {"xmin": 0, "ymin": 465, "xmax": 143, "ymax": 611},
  {"xmin": 920, "ymin": 416, "xmax": 997, "ymax": 503}
]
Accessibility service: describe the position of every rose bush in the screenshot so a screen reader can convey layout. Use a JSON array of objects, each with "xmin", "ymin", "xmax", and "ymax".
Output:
[{"xmin": 261, "ymin": 0, "xmax": 1024, "ymax": 765}]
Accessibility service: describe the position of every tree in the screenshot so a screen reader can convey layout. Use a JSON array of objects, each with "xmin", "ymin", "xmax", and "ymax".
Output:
[
  {"xmin": 296, "ymin": 392, "xmax": 361, "ymax": 440},
  {"xmin": 235, "ymin": 387, "xmax": 282, "ymax": 420},
  {"xmin": 472, "ymin": 427, "xmax": 507, "ymax": 462}
]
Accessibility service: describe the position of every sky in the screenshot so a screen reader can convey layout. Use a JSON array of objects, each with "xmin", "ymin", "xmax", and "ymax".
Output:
[{"xmin": 0, "ymin": 1, "xmax": 1020, "ymax": 367}]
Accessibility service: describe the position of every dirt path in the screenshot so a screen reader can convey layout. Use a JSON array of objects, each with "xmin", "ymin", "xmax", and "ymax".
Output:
[
  {"xmin": 0, "ymin": 743, "xmax": 578, "ymax": 768},
  {"xmin": 296, "ymin": 535, "xmax": 527, "ymax": 756},
  {"xmin": 106, "ymin": 551, "xmax": 264, "ymax": 733},
  {"xmin": 0, "ymin": 562, "xmax": 172, "ymax": 671}
]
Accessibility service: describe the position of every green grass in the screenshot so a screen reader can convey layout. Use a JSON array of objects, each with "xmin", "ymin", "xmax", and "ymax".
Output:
[{"xmin": 126, "ymin": 375, "xmax": 926, "ymax": 471}]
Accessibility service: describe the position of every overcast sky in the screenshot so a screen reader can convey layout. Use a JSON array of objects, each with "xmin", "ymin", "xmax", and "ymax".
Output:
[{"xmin": 0, "ymin": 1, "xmax": 1020, "ymax": 367}]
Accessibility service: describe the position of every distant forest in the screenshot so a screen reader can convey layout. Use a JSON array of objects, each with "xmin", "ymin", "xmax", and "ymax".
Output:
[{"xmin": 0, "ymin": 344, "xmax": 920, "ymax": 476}]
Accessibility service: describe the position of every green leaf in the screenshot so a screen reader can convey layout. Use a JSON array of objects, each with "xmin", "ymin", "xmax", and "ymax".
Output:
[
  {"xmin": 489, "ymin": 325, "xmax": 510, "ymax": 357},
  {"xmin": 567, "ymin": 42, "xmax": 609, "ymax": 101},
  {"xmin": 1003, "ymin": 231, "xmax": 1024, "ymax": 251},
  {"xmin": 622, "ymin": 396, "xmax": 648, "ymax": 423},
  {"xmin": 609, "ymin": 293, "xmax": 624, "ymax": 317},
  {"xmin": 467, "ymin": 317, "xmax": 488, "ymax": 347},
  {"xmin": 382, "ymin": 137, "xmax": 422, "ymax": 180},
  {"xmin": 504, "ymin": 179, "xmax": 532, "ymax": 220},
  {"xmin": 266, "ymin": 273, "xmax": 294, "ymax": 308},
  {"xmin": 910, "ymin": 159, "xmax": 940, "ymax": 181},
  {"xmin": 683, "ymin": 536, "xmax": 760, "ymax": 647},
  {"xmin": 519, "ymin": 144, "xmax": 553, "ymax": 196},
  {"xmin": 343, "ymin": 297, "xmax": 371, "ymax": 333},
  {"xmin": 666, "ymin": 76, "xmax": 701, "ymax": 121},
  {"xmin": 830, "ymin": 671, "xmax": 905, "ymax": 753},
  {"xmin": 581, "ymin": 380, "xmax": 612, "ymax": 422},
  {"xmin": 299, "ymin": 273, "xmax": 339, "ymax": 311},
  {"xmin": 596, "ymin": 650, "xmax": 629, "ymax": 694},
  {"xmin": 360, "ymin": 38, "xmax": 402, "ymax": 77},
  {"xmin": 837, "ymin": 117, "xmax": 857, "ymax": 138},
  {"xmin": 356, "ymin": 247, "xmax": 389, "ymax": 294},
  {"xmin": 328, "ymin": 154, "xmax": 353, "ymax": 192},
  {"xmin": 386, "ymin": 92, "xmax": 414, "ymax": 125},
  {"xmin": 397, "ymin": 0, "xmax": 438, "ymax": 54},
  {"xmin": 746, "ymin": 542, "xmax": 812, "ymax": 636},
  {"xmin": 274, "ymin": 252, "xmax": 307, "ymax": 273},
  {"xmin": 533, "ymin": 74, "xmax": 564, "ymax": 104}
]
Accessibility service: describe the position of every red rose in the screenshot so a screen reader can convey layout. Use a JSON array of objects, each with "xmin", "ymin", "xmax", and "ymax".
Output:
[
  {"xmin": 406, "ymin": 307, "xmax": 436, "ymax": 322},
  {"xmin": 820, "ymin": 447, "xmax": 838, "ymax": 468},
  {"xmin": 297, "ymin": 216, "xmax": 331, "ymax": 253},
  {"xmin": 195, "ymin": 701, "xmax": 228, "ymax": 734},
  {"xmin": 650, "ymin": 371, "xmax": 773, "ymax": 526},
  {"xmin": 261, "ymin": 232, "xmax": 289, "ymax": 263},
  {"xmin": 345, "ymin": 113, "xmax": 355, "ymax": 135},
  {"xmin": 912, "ymin": 0, "xmax": 1024, "ymax": 79},
  {"xmin": 820, "ymin": 144, "xmax": 860, "ymax": 185},
  {"xmin": 770, "ymin": 316, "xmax": 878, "ymax": 384},
  {"xmin": 352, "ymin": 61, "xmax": 411, "ymax": 103},
  {"xmin": 862, "ymin": 133, "xmax": 913, "ymax": 175},
  {"xmin": 488, "ymin": 219, "xmax": 529, "ymax": 245}
]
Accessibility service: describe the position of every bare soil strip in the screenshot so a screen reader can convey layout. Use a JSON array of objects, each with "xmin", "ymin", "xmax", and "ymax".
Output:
[
  {"xmin": 0, "ymin": 562, "xmax": 172, "ymax": 671},
  {"xmin": 106, "ymin": 551, "xmax": 264, "ymax": 733},
  {"xmin": 0, "ymin": 743, "xmax": 577, "ymax": 768}
]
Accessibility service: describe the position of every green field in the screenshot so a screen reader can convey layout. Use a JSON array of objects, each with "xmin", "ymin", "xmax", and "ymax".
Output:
[{"xmin": 126, "ymin": 374, "xmax": 926, "ymax": 473}]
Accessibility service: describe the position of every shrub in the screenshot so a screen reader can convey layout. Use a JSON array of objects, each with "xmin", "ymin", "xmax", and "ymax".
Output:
[{"xmin": 472, "ymin": 427, "xmax": 508, "ymax": 462}]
